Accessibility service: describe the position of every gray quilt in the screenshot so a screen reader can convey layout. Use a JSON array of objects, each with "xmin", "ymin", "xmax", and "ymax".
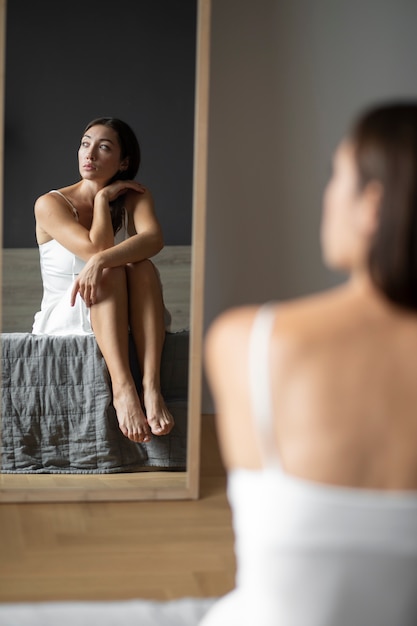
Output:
[{"xmin": 1, "ymin": 331, "xmax": 189, "ymax": 473}]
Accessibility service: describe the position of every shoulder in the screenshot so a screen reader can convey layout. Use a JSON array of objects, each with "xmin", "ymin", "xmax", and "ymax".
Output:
[
  {"xmin": 35, "ymin": 188, "xmax": 79, "ymax": 229},
  {"xmin": 205, "ymin": 304, "xmax": 283, "ymax": 410},
  {"xmin": 206, "ymin": 305, "xmax": 259, "ymax": 346},
  {"xmin": 205, "ymin": 306, "xmax": 259, "ymax": 370},
  {"xmin": 205, "ymin": 288, "xmax": 354, "ymax": 385},
  {"xmin": 34, "ymin": 191, "xmax": 61, "ymax": 215},
  {"xmin": 125, "ymin": 185, "xmax": 154, "ymax": 211},
  {"xmin": 35, "ymin": 188, "xmax": 72, "ymax": 210},
  {"xmin": 204, "ymin": 290, "xmax": 341, "ymax": 352},
  {"xmin": 205, "ymin": 306, "xmax": 258, "ymax": 391},
  {"xmin": 35, "ymin": 190, "xmax": 55, "ymax": 206}
]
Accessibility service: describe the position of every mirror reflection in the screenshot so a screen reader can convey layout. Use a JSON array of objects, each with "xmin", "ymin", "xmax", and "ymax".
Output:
[{"xmin": 1, "ymin": 0, "xmax": 197, "ymax": 479}]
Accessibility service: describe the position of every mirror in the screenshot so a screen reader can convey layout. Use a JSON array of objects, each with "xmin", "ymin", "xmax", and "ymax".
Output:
[{"xmin": 0, "ymin": 0, "xmax": 210, "ymax": 501}]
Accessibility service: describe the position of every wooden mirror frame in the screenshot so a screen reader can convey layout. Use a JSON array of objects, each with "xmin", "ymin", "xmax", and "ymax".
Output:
[{"xmin": 0, "ymin": 0, "xmax": 211, "ymax": 502}]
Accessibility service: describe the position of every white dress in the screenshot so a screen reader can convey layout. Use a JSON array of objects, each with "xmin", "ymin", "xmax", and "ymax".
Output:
[
  {"xmin": 200, "ymin": 305, "xmax": 417, "ymax": 626},
  {"xmin": 32, "ymin": 191, "xmax": 95, "ymax": 335}
]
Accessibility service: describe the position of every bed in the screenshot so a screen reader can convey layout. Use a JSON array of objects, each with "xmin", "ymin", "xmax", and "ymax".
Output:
[{"xmin": 1, "ymin": 330, "xmax": 189, "ymax": 473}]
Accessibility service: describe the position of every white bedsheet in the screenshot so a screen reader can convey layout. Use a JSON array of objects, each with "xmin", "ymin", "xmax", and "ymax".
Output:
[{"xmin": 0, "ymin": 597, "xmax": 216, "ymax": 626}]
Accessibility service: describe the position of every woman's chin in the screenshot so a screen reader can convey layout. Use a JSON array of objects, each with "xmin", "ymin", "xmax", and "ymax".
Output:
[{"xmin": 322, "ymin": 250, "xmax": 350, "ymax": 274}]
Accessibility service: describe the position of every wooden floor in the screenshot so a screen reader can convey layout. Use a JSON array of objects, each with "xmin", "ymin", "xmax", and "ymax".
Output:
[{"xmin": 0, "ymin": 415, "xmax": 235, "ymax": 603}]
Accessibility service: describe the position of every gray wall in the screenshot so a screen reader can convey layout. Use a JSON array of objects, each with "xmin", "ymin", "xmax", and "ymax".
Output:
[
  {"xmin": 4, "ymin": 0, "xmax": 196, "ymax": 247},
  {"xmin": 203, "ymin": 0, "xmax": 417, "ymax": 410}
]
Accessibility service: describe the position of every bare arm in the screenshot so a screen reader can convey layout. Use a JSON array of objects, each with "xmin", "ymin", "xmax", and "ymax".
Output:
[
  {"xmin": 89, "ymin": 186, "xmax": 164, "ymax": 268},
  {"xmin": 70, "ymin": 186, "xmax": 164, "ymax": 306},
  {"xmin": 205, "ymin": 306, "xmax": 264, "ymax": 470},
  {"xmin": 35, "ymin": 190, "xmax": 115, "ymax": 259}
]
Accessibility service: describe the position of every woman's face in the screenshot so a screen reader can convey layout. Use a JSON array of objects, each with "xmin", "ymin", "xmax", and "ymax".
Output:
[
  {"xmin": 78, "ymin": 124, "xmax": 127, "ymax": 183},
  {"xmin": 321, "ymin": 140, "xmax": 367, "ymax": 272}
]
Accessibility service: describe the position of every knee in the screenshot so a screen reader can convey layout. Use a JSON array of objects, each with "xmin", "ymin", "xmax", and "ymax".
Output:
[
  {"xmin": 99, "ymin": 266, "xmax": 127, "ymax": 293},
  {"xmin": 126, "ymin": 259, "xmax": 159, "ymax": 287}
]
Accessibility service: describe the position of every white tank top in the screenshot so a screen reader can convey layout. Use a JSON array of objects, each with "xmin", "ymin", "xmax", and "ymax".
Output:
[{"xmin": 200, "ymin": 304, "xmax": 417, "ymax": 626}]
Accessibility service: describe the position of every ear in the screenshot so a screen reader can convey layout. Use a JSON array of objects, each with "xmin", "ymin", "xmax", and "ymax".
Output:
[
  {"xmin": 119, "ymin": 157, "xmax": 129, "ymax": 172},
  {"xmin": 357, "ymin": 180, "xmax": 383, "ymax": 238}
]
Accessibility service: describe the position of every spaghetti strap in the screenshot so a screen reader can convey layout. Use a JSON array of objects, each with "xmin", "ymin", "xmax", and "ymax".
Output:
[
  {"xmin": 48, "ymin": 190, "xmax": 79, "ymax": 280},
  {"xmin": 50, "ymin": 189, "xmax": 79, "ymax": 219},
  {"xmin": 248, "ymin": 303, "xmax": 281, "ymax": 468}
]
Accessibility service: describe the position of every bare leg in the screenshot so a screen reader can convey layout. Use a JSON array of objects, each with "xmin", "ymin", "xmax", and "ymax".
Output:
[
  {"xmin": 90, "ymin": 266, "xmax": 151, "ymax": 444},
  {"xmin": 126, "ymin": 260, "xmax": 174, "ymax": 436}
]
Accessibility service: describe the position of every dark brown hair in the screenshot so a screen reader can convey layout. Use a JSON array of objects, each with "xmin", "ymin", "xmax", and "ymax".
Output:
[
  {"xmin": 83, "ymin": 117, "xmax": 141, "ymax": 234},
  {"xmin": 350, "ymin": 102, "xmax": 417, "ymax": 311}
]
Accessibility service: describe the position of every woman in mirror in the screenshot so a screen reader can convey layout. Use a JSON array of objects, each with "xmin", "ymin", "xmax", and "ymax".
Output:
[
  {"xmin": 202, "ymin": 102, "xmax": 417, "ymax": 625},
  {"xmin": 32, "ymin": 117, "xmax": 174, "ymax": 444}
]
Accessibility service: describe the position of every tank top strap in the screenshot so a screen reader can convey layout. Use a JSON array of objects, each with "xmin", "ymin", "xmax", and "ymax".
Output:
[
  {"xmin": 49, "ymin": 189, "xmax": 79, "ymax": 220},
  {"xmin": 248, "ymin": 302, "xmax": 282, "ymax": 468},
  {"xmin": 49, "ymin": 190, "xmax": 79, "ymax": 279}
]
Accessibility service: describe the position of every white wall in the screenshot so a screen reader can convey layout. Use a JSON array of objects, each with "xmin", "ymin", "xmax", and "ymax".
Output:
[{"xmin": 202, "ymin": 0, "xmax": 417, "ymax": 410}]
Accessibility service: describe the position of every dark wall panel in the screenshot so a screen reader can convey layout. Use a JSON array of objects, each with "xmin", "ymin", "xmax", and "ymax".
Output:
[{"xmin": 4, "ymin": 0, "xmax": 196, "ymax": 247}]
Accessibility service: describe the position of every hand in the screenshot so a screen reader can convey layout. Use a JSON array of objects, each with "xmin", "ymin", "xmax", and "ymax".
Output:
[
  {"xmin": 70, "ymin": 254, "xmax": 104, "ymax": 308},
  {"xmin": 96, "ymin": 180, "xmax": 146, "ymax": 204}
]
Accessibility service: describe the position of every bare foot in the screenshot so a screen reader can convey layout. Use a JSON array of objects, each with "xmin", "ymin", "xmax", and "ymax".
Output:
[
  {"xmin": 143, "ymin": 387, "xmax": 175, "ymax": 436},
  {"xmin": 113, "ymin": 383, "xmax": 152, "ymax": 443}
]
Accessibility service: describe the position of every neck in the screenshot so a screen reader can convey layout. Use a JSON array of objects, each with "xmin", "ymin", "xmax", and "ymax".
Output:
[
  {"xmin": 77, "ymin": 179, "xmax": 107, "ymax": 204},
  {"xmin": 346, "ymin": 268, "xmax": 395, "ymax": 315},
  {"xmin": 349, "ymin": 267, "xmax": 374, "ymax": 290}
]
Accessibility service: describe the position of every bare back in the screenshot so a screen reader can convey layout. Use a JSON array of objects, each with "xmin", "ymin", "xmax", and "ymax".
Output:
[{"xmin": 205, "ymin": 281, "xmax": 417, "ymax": 490}]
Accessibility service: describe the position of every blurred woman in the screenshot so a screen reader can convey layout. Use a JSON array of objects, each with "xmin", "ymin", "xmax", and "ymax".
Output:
[{"xmin": 202, "ymin": 102, "xmax": 417, "ymax": 625}]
